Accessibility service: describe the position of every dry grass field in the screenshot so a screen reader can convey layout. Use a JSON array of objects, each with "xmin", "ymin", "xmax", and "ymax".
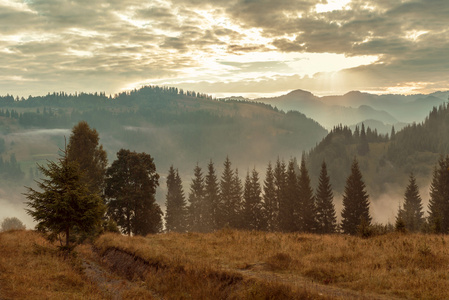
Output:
[
  {"xmin": 0, "ymin": 230, "xmax": 103, "ymax": 300},
  {"xmin": 2, "ymin": 229, "xmax": 449, "ymax": 299},
  {"xmin": 96, "ymin": 229, "xmax": 449, "ymax": 300}
]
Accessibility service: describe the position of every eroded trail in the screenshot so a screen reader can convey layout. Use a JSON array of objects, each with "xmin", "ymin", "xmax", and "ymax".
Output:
[
  {"xmin": 85, "ymin": 245, "xmax": 403, "ymax": 300},
  {"xmin": 79, "ymin": 245, "xmax": 163, "ymax": 300}
]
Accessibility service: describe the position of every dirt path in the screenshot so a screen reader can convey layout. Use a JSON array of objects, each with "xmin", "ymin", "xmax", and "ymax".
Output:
[
  {"xmin": 230, "ymin": 263, "xmax": 402, "ymax": 300},
  {"xmin": 83, "ymin": 245, "xmax": 402, "ymax": 300},
  {"xmin": 79, "ymin": 246, "xmax": 163, "ymax": 300}
]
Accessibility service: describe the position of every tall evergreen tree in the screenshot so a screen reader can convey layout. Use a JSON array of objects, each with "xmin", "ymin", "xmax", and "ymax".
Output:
[
  {"xmin": 204, "ymin": 160, "xmax": 219, "ymax": 232},
  {"xmin": 273, "ymin": 158, "xmax": 286, "ymax": 230},
  {"xmin": 279, "ymin": 159, "xmax": 297, "ymax": 232},
  {"xmin": 263, "ymin": 162, "xmax": 277, "ymax": 231},
  {"xmin": 315, "ymin": 161, "xmax": 337, "ymax": 234},
  {"xmin": 219, "ymin": 157, "xmax": 241, "ymax": 228},
  {"xmin": 357, "ymin": 123, "xmax": 369, "ymax": 156},
  {"xmin": 397, "ymin": 172, "xmax": 424, "ymax": 232},
  {"xmin": 165, "ymin": 166, "xmax": 187, "ymax": 233},
  {"xmin": 297, "ymin": 156, "xmax": 317, "ymax": 232},
  {"xmin": 341, "ymin": 158, "xmax": 371, "ymax": 235},
  {"xmin": 242, "ymin": 168, "xmax": 265, "ymax": 230},
  {"xmin": 188, "ymin": 164, "xmax": 205, "ymax": 232},
  {"xmin": 428, "ymin": 156, "xmax": 449, "ymax": 233},
  {"xmin": 25, "ymin": 149, "xmax": 105, "ymax": 248},
  {"xmin": 105, "ymin": 149, "xmax": 162, "ymax": 236},
  {"xmin": 231, "ymin": 168, "xmax": 243, "ymax": 228},
  {"xmin": 67, "ymin": 121, "xmax": 107, "ymax": 194}
]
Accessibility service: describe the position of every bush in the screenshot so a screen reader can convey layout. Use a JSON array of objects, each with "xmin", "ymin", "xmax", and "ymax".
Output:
[{"xmin": 1, "ymin": 217, "xmax": 26, "ymax": 231}]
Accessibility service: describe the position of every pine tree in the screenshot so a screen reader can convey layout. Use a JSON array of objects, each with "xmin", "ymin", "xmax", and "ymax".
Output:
[
  {"xmin": 188, "ymin": 164, "xmax": 205, "ymax": 232},
  {"xmin": 428, "ymin": 156, "xmax": 449, "ymax": 233},
  {"xmin": 273, "ymin": 158, "xmax": 286, "ymax": 230},
  {"xmin": 263, "ymin": 162, "xmax": 277, "ymax": 231},
  {"xmin": 105, "ymin": 149, "xmax": 162, "ymax": 236},
  {"xmin": 341, "ymin": 158, "xmax": 371, "ymax": 235},
  {"xmin": 297, "ymin": 156, "xmax": 317, "ymax": 232},
  {"xmin": 231, "ymin": 168, "xmax": 243, "ymax": 228},
  {"xmin": 397, "ymin": 172, "xmax": 424, "ymax": 232},
  {"xmin": 165, "ymin": 166, "xmax": 187, "ymax": 233},
  {"xmin": 357, "ymin": 123, "xmax": 369, "ymax": 156},
  {"xmin": 25, "ymin": 150, "xmax": 105, "ymax": 248},
  {"xmin": 204, "ymin": 160, "xmax": 219, "ymax": 232},
  {"xmin": 242, "ymin": 168, "xmax": 265, "ymax": 231},
  {"xmin": 67, "ymin": 121, "xmax": 107, "ymax": 194},
  {"xmin": 315, "ymin": 161, "xmax": 337, "ymax": 234},
  {"xmin": 390, "ymin": 125, "xmax": 396, "ymax": 140},
  {"xmin": 279, "ymin": 159, "xmax": 297, "ymax": 232},
  {"xmin": 219, "ymin": 157, "xmax": 241, "ymax": 229}
]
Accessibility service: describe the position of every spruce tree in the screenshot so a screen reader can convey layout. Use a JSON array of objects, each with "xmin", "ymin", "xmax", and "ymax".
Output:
[
  {"xmin": 279, "ymin": 159, "xmax": 297, "ymax": 232},
  {"xmin": 188, "ymin": 164, "xmax": 205, "ymax": 232},
  {"xmin": 67, "ymin": 121, "xmax": 107, "ymax": 194},
  {"xmin": 263, "ymin": 162, "xmax": 277, "ymax": 231},
  {"xmin": 219, "ymin": 157, "xmax": 241, "ymax": 229},
  {"xmin": 165, "ymin": 166, "xmax": 187, "ymax": 233},
  {"xmin": 341, "ymin": 158, "xmax": 371, "ymax": 235},
  {"xmin": 357, "ymin": 123, "xmax": 369, "ymax": 156},
  {"xmin": 25, "ymin": 150, "xmax": 105, "ymax": 248},
  {"xmin": 428, "ymin": 156, "xmax": 449, "ymax": 233},
  {"xmin": 315, "ymin": 161, "xmax": 337, "ymax": 234},
  {"xmin": 297, "ymin": 156, "xmax": 317, "ymax": 233},
  {"xmin": 219, "ymin": 157, "xmax": 234, "ymax": 229},
  {"xmin": 398, "ymin": 172, "xmax": 424, "ymax": 232},
  {"xmin": 273, "ymin": 158, "xmax": 286, "ymax": 230},
  {"xmin": 231, "ymin": 168, "xmax": 243, "ymax": 228},
  {"xmin": 204, "ymin": 160, "xmax": 219, "ymax": 232},
  {"xmin": 242, "ymin": 168, "xmax": 265, "ymax": 231}
]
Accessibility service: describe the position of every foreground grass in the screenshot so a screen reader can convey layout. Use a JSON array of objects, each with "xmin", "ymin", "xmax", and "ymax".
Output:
[
  {"xmin": 0, "ymin": 230, "xmax": 103, "ymax": 300},
  {"xmin": 96, "ymin": 230, "xmax": 449, "ymax": 299}
]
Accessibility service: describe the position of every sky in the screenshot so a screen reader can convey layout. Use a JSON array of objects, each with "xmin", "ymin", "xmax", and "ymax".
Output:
[{"xmin": 1, "ymin": 0, "xmax": 448, "ymax": 98}]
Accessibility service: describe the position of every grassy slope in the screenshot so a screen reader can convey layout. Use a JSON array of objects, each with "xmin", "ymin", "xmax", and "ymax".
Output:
[
  {"xmin": 96, "ymin": 230, "xmax": 449, "ymax": 300},
  {"xmin": 0, "ymin": 230, "xmax": 103, "ymax": 300}
]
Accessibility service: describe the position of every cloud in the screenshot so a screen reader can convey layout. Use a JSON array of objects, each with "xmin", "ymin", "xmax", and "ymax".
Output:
[{"xmin": 0, "ymin": 0, "xmax": 448, "ymax": 97}]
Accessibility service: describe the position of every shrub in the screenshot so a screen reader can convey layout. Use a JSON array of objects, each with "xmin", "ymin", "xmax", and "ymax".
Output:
[{"xmin": 1, "ymin": 217, "xmax": 26, "ymax": 231}]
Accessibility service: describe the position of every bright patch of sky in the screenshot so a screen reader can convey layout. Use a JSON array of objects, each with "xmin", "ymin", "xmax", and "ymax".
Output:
[{"xmin": 315, "ymin": 0, "xmax": 351, "ymax": 13}]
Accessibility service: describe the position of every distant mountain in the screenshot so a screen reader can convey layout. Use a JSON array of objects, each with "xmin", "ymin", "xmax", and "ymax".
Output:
[
  {"xmin": 254, "ymin": 90, "xmax": 399, "ymax": 129},
  {"xmin": 321, "ymin": 91, "xmax": 449, "ymax": 123},
  {"xmin": 253, "ymin": 89, "xmax": 449, "ymax": 131}
]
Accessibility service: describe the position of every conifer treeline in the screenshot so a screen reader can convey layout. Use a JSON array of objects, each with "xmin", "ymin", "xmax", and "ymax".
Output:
[
  {"xmin": 165, "ymin": 156, "xmax": 367, "ymax": 234},
  {"xmin": 166, "ymin": 154, "xmax": 449, "ymax": 235}
]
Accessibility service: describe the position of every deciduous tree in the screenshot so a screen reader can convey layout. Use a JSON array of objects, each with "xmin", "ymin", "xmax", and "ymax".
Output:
[{"xmin": 105, "ymin": 149, "xmax": 161, "ymax": 236}]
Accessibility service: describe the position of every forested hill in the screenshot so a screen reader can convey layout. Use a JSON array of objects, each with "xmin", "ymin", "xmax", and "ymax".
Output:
[
  {"xmin": 307, "ymin": 102, "xmax": 449, "ymax": 195},
  {"xmin": 0, "ymin": 86, "xmax": 327, "ymax": 187}
]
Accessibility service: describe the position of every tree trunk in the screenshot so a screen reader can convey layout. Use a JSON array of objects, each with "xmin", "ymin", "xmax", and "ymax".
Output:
[{"xmin": 66, "ymin": 227, "xmax": 70, "ymax": 247}]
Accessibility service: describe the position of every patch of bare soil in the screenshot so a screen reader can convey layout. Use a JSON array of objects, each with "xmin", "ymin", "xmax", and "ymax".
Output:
[{"xmin": 79, "ymin": 246, "xmax": 162, "ymax": 300}]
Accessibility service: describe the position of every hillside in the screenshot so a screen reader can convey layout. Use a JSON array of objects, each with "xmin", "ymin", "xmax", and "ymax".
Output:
[
  {"xmin": 2, "ymin": 229, "xmax": 448, "ymax": 299},
  {"xmin": 0, "ymin": 86, "xmax": 327, "ymax": 226},
  {"xmin": 307, "ymin": 102, "xmax": 449, "ymax": 203}
]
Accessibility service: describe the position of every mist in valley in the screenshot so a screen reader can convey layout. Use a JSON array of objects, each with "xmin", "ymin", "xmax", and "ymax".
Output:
[{"xmin": 0, "ymin": 87, "xmax": 447, "ymax": 234}]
